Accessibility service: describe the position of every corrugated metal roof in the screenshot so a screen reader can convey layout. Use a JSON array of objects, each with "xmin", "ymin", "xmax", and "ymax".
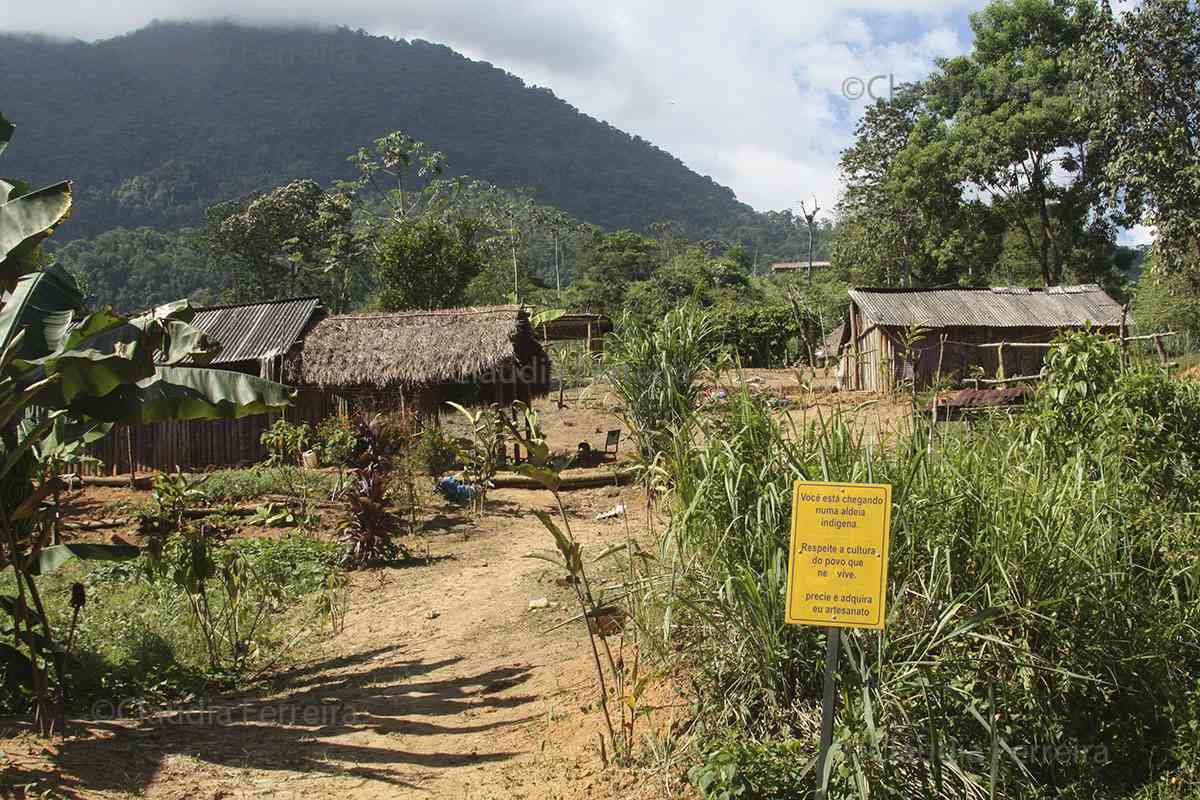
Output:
[
  {"xmin": 187, "ymin": 296, "xmax": 323, "ymax": 364},
  {"xmin": 849, "ymin": 285, "xmax": 1125, "ymax": 328}
]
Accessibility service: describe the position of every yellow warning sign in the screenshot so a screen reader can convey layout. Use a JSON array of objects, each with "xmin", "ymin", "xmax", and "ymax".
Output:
[{"xmin": 785, "ymin": 481, "xmax": 892, "ymax": 629}]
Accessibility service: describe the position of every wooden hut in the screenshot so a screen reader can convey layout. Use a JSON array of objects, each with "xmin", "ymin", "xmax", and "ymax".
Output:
[
  {"xmin": 838, "ymin": 285, "xmax": 1125, "ymax": 392},
  {"xmin": 288, "ymin": 305, "xmax": 551, "ymax": 418},
  {"xmin": 536, "ymin": 313, "xmax": 613, "ymax": 353}
]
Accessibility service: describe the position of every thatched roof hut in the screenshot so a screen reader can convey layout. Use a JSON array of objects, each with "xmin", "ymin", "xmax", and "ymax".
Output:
[{"xmin": 288, "ymin": 305, "xmax": 550, "ymax": 412}]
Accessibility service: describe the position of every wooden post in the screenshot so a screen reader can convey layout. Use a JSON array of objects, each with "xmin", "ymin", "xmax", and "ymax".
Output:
[
  {"xmin": 849, "ymin": 307, "xmax": 862, "ymax": 391},
  {"xmin": 511, "ymin": 389, "xmax": 520, "ymax": 463},
  {"xmin": 1154, "ymin": 334, "xmax": 1169, "ymax": 367},
  {"xmin": 1120, "ymin": 304, "xmax": 1130, "ymax": 371},
  {"xmin": 126, "ymin": 426, "xmax": 136, "ymax": 488},
  {"xmin": 997, "ymin": 341, "xmax": 1007, "ymax": 381}
]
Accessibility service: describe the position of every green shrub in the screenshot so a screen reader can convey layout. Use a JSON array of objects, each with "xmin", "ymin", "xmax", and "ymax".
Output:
[
  {"xmin": 711, "ymin": 304, "xmax": 810, "ymax": 367},
  {"xmin": 418, "ymin": 426, "xmax": 460, "ymax": 476},
  {"xmin": 260, "ymin": 419, "xmax": 311, "ymax": 466},
  {"xmin": 689, "ymin": 734, "xmax": 811, "ymax": 800},
  {"xmin": 200, "ymin": 466, "xmax": 336, "ymax": 502},
  {"xmin": 4, "ymin": 534, "xmax": 348, "ymax": 713},
  {"xmin": 314, "ymin": 414, "xmax": 357, "ymax": 466}
]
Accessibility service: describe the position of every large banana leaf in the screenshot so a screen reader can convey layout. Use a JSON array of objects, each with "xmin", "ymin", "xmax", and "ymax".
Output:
[
  {"xmin": 0, "ymin": 182, "xmax": 72, "ymax": 290},
  {"xmin": 0, "ymin": 112, "xmax": 13, "ymax": 158},
  {"xmin": 0, "ymin": 112, "xmax": 72, "ymax": 290},
  {"xmin": 19, "ymin": 413, "xmax": 112, "ymax": 463},
  {"xmin": 0, "ymin": 179, "xmax": 28, "ymax": 206},
  {"xmin": 27, "ymin": 543, "xmax": 141, "ymax": 576},
  {"xmin": 1, "ymin": 270, "xmax": 229, "ymax": 406},
  {"xmin": 0, "ymin": 265, "xmax": 82, "ymax": 363},
  {"xmin": 69, "ymin": 365, "xmax": 294, "ymax": 424}
]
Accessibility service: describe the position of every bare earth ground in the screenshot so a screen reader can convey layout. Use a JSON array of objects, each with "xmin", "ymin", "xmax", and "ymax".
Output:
[
  {"xmin": 1, "ymin": 482, "xmax": 691, "ymax": 800},
  {"xmin": 0, "ymin": 372, "xmax": 910, "ymax": 799}
]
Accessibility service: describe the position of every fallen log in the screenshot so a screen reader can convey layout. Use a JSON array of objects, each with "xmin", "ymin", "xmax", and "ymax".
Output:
[
  {"xmin": 492, "ymin": 466, "xmax": 636, "ymax": 490},
  {"xmin": 81, "ymin": 475, "xmax": 155, "ymax": 489}
]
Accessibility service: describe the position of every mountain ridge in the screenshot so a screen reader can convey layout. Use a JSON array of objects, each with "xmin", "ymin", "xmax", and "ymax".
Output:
[{"xmin": 0, "ymin": 21, "xmax": 759, "ymax": 240}]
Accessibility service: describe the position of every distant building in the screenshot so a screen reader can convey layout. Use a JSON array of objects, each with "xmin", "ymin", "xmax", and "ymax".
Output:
[
  {"xmin": 834, "ymin": 285, "xmax": 1126, "ymax": 391},
  {"xmin": 771, "ymin": 260, "xmax": 832, "ymax": 275}
]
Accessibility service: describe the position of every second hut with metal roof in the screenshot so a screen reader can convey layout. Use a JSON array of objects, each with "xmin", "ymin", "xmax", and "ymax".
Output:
[{"xmin": 836, "ymin": 285, "xmax": 1126, "ymax": 392}]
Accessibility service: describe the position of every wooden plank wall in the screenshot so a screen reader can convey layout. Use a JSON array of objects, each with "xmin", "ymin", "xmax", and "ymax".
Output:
[
  {"xmin": 80, "ymin": 416, "xmax": 273, "ymax": 476},
  {"xmin": 78, "ymin": 387, "xmax": 336, "ymax": 476}
]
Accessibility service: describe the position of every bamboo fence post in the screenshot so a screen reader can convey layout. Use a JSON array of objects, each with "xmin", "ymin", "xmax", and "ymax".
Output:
[
  {"xmin": 1120, "ymin": 304, "xmax": 1130, "ymax": 371},
  {"xmin": 126, "ymin": 427, "xmax": 136, "ymax": 488}
]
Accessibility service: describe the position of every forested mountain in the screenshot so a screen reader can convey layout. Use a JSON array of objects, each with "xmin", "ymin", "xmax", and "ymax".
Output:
[{"xmin": 0, "ymin": 22, "xmax": 761, "ymax": 242}]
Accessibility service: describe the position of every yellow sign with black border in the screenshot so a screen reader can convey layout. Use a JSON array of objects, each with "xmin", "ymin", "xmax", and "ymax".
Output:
[{"xmin": 784, "ymin": 481, "xmax": 892, "ymax": 629}]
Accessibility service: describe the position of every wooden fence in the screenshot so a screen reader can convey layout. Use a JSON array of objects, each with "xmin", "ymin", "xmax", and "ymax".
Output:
[
  {"xmin": 80, "ymin": 416, "xmax": 273, "ymax": 476},
  {"xmin": 78, "ymin": 388, "xmax": 335, "ymax": 476}
]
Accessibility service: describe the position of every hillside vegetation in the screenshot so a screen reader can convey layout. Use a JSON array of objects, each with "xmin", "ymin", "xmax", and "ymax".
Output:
[{"xmin": 0, "ymin": 22, "xmax": 758, "ymax": 242}]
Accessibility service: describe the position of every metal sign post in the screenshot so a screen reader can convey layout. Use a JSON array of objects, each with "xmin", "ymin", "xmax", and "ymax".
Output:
[
  {"xmin": 784, "ymin": 480, "xmax": 893, "ymax": 799},
  {"xmin": 815, "ymin": 626, "xmax": 840, "ymax": 800}
]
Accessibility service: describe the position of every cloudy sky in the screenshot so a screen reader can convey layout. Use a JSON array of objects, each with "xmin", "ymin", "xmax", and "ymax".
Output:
[{"xmin": 5, "ymin": 1, "xmax": 998, "ymax": 218}]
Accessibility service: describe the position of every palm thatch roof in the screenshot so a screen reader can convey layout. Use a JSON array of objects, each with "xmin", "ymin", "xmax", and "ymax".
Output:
[{"xmin": 288, "ymin": 305, "xmax": 549, "ymax": 391}]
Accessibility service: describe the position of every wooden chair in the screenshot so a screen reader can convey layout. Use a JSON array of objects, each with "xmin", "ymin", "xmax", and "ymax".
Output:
[{"xmin": 604, "ymin": 429, "xmax": 621, "ymax": 460}]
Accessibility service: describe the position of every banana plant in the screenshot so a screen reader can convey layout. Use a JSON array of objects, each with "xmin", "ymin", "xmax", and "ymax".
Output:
[
  {"xmin": 0, "ymin": 112, "xmax": 295, "ymax": 734},
  {"xmin": 0, "ymin": 113, "xmax": 72, "ymax": 291}
]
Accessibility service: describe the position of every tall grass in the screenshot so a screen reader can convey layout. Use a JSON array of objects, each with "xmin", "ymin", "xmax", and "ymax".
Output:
[
  {"xmin": 634, "ymin": 326, "xmax": 1200, "ymax": 798},
  {"xmin": 605, "ymin": 303, "xmax": 724, "ymax": 465}
]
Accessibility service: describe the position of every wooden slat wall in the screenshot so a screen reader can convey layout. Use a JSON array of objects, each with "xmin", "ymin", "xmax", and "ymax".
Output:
[
  {"xmin": 78, "ymin": 387, "xmax": 336, "ymax": 476},
  {"xmin": 80, "ymin": 417, "xmax": 270, "ymax": 475}
]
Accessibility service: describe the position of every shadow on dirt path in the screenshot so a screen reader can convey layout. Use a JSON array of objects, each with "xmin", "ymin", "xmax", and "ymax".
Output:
[{"xmin": 30, "ymin": 645, "xmax": 539, "ymax": 796}]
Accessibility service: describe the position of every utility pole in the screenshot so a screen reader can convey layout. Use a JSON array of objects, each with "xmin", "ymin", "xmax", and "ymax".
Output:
[
  {"xmin": 798, "ymin": 196, "xmax": 821, "ymax": 287},
  {"xmin": 510, "ymin": 208, "xmax": 520, "ymax": 301},
  {"xmin": 553, "ymin": 222, "xmax": 561, "ymax": 295}
]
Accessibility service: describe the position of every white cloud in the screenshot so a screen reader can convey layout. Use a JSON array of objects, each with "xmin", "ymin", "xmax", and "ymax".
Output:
[
  {"xmin": 5, "ymin": 0, "xmax": 990, "ymax": 214},
  {"xmin": 1119, "ymin": 224, "xmax": 1156, "ymax": 248}
]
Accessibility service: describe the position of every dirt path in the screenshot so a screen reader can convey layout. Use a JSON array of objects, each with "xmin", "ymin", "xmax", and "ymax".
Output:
[{"xmin": 1, "ymin": 484, "xmax": 685, "ymax": 799}]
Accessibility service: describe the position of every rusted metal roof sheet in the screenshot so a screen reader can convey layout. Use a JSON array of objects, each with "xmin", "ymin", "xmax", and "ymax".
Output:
[
  {"xmin": 849, "ymin": 285, "xmax": 1124, "ymax": 329},
  {"xmin": 933, "ymin": 385, "xmax": 1032, "ymax": 410},
  {"xmin": 188, "ymin": 296, "xmax": 323, "ymax": 364}
]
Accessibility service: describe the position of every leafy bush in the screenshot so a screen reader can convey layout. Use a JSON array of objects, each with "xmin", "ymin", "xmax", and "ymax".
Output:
[
  {"xmin": 260, "ymin": 419, "xmax": 311, "ymax": 466},
  {"xmin": 418, "ymin": 426, "xmax": 461, "ymax": 476},
  {"xmin": 1032, "ymin": 330, "xmax": 1200, "ymax": 494},
  {"xmin": 0, "ymin": 535, "xmax": 345, "ymax": 713},
  {"xmin": 314, "ymin": 414, "xmax": 357, "ymax": 466},
  {"xmin": 711, "ymin": 304, "xmax": 809, "ymax": 368},
  {"xmin": 689, "ymin": 734, "xmax": 810, "ymax": 800},
  {"xmin": 200, "ymin": 467, "xmax": 337, "ymax": 503}
]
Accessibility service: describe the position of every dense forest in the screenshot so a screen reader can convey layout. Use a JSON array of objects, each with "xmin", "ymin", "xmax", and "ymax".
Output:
[{"xmin": 0, "ymin": 22, "xmax": 766, "ymax": 242}]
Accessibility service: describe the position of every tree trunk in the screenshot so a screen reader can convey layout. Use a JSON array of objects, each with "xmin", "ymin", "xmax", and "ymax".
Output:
[{"xmin": 553, "ymin": 231, "xmax": 561, "ymax": 295}]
